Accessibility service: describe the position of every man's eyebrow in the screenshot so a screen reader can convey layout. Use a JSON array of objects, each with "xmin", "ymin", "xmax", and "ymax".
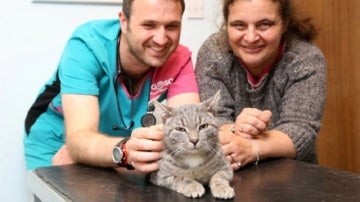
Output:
[
  {"xmin": 168, "ymin": 20, "xmax": 181, "ymax": 24},
  {"xmin": 140, "ymin": 19, "xmax": 181, "ymax": 24}
]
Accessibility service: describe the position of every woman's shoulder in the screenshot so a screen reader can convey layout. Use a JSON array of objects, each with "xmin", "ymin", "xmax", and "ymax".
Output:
[
  {"xmin": 200, "ymin": 30, "xmax": 231, "ymax": 53},
  {"xmin": 277, "ymin": 38, "xmax": 327, "ymax": 79},
  {"xmin": 285, "ymin": 38, "xmax": 325, "ymax": 63},
  {"xmin": 196, "ymin": 30, "xmax": 235, "ymax": 68}
]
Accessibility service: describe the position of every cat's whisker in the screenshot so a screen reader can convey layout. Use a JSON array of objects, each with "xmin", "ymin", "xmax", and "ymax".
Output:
[
  {"xmin": 199, "ymin": 140, "xmax": 220, "ymax": 157},
  {"xmin": 207, "ymin": 145, "xmax": 222, "ymax": 157},
  {"xmin": 168, "ymin": 146, "xmax": 184, "ymax": 157}
]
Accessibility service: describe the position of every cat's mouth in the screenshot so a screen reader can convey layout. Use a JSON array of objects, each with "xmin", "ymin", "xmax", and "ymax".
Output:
[{"xmin": 186, "ymin": 144, "xmax": 202, "ymax": 151}]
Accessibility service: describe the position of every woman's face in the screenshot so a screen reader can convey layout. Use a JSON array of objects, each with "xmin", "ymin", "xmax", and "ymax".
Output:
[{"xmin": 226, "ymin": 0, "xmax": 286, "ymax": 74}]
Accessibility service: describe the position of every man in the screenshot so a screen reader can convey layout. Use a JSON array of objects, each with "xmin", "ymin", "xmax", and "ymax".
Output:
[{"xmin": 24, "ymin": 0, "xmax": 199, "ymax": 172}]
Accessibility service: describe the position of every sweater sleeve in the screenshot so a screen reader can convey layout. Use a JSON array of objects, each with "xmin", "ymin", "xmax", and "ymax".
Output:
[{"xmin": 273, "ymin": 40, "xmax": 327, "ymax": 161}]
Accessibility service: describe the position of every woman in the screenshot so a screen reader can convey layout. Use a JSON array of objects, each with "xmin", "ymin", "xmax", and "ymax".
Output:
[{"xmin": 195, "ymin": 0, "xmax": 326, "ymax": 170}]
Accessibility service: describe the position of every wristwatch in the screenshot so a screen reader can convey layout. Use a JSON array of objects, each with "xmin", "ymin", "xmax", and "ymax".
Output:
[{"xmin": 112, "ymin": 137, "xmax": 133, "ymax": 169}]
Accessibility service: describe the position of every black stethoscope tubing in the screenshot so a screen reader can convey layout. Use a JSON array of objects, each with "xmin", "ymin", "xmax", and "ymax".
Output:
[
  {"xmin": 112, "ymin": 31, "xmax": 156, "ymax": 131},
  {"xmin": 112, "ymin": 31, "xmax": 135, "ymax": 130}
]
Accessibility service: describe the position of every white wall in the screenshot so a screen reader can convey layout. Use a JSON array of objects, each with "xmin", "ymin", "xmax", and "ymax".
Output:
[{"xmin": 0, "ymin": 0, "xmax": 222, "ymax": 201}]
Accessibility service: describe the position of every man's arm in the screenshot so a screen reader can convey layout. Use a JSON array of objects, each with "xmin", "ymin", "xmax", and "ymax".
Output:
[
  {"xmin": 62, "ymin": 94, "xmax": 119, "ymax": 167},
  {"xmin": 60, "ymin": 94, "xmax": 164, "ymax": 173}
]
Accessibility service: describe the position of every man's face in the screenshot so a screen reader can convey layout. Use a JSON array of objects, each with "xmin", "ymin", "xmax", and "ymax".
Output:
[{"xmin": 120, "ymin": 0, "xmax": 183, "ymax": 68}]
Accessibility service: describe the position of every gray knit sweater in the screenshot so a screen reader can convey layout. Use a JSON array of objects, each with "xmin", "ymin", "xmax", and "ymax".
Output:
[{"xmin": 195, "ymin": 31, "xmax": 327, "ymax": 163}]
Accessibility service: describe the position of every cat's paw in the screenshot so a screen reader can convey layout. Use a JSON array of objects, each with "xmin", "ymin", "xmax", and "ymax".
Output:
[
  {"xmin": 178, "ymin": 181, "xmax": 205, "ymax": 198},
  {"xmin": 211, "ymin": 184, "xmax": 235, "ymax": 199}
]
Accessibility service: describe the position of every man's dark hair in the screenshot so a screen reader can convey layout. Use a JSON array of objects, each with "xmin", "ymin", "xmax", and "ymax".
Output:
[{"xmin": 122, "ymin": 0, "xmax": 186, "ymax": 20}]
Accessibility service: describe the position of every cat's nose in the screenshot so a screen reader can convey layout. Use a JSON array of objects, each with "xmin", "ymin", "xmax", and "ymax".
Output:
[{"xmin": 190, "ymin": 138, "xmax": 199, "ymax": 145}]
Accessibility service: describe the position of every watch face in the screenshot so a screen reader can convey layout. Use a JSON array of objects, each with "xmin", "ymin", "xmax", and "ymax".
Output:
[{"xmin": 112, "ymin": 147, "xmax": 123, "ymax": 164}]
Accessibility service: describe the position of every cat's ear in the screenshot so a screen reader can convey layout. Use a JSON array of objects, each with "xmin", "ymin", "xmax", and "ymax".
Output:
[
  {"xmin": 152, "ymin": 100, "xmax": 174, "ymax": 122},
  {"xmin": 203, "ymin": 90, "xmax": 221, "ymax": 115}
]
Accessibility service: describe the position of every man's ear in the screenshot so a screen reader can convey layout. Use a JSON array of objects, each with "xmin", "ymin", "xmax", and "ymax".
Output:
[{"xmin": 118, "ymin": 12, "xmax": 128, "ymax": 34}]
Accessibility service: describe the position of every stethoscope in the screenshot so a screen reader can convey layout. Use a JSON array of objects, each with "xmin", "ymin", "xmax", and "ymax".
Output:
[{"xmin": 112, "ymin": 31, "xmax": 156, "ymax": 131}]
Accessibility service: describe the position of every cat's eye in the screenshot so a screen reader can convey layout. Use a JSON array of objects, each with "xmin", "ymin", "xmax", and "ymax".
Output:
[
  {"xmin": 175, "ymin": 127, "xmax": 186, "ymax": 132},
  {"xmin": 199, "ymin": 123, "xmax": 209, "ymax": 130}
]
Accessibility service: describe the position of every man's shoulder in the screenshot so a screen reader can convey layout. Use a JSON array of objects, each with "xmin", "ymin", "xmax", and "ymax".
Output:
[
  {"xmin": 153, "ymin": 44, "xmax": 193, "ymax": 80},
  {"xmin": 164, "ymin": 44, "xmax": 192, "ymax": 65},
  {"xmin": 71, "ymin": 19, "xmax": 120, "ymax": 39},
  {"xmin": 172, "ymin": 44, "xmax": 191, "ymax": 56},
  {"xmin": 76, "ymin": 19, "xmax": 119, "ymax": 29}
]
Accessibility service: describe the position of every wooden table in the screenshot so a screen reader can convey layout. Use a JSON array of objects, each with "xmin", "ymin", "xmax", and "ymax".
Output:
[{"xmin": 27, "ymin": 158, "xmax": 360, "ymax": 202}]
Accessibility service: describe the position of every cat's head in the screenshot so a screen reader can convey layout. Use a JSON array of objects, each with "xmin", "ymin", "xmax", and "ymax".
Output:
[{"xmin": 153, "ymin": 90, "xmax": 221, "ymax": 155}]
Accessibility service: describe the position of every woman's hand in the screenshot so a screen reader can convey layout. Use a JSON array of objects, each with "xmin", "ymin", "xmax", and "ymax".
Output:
[
  {"xmin": 125, "ymin": 124, "xmax": 164, "ymax": 173},
  {"xmin": 234, "ymin": 108, "xmax": 272, "ymax": 139},
  {"xmin": 219, "ymin": 129, "xmax": 259, "ymax": 171}
]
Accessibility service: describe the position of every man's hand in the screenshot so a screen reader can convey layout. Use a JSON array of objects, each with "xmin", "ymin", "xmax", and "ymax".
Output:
[{"xmin": 125, "ymin": 124, "xmax": 164, "ymax": 173}]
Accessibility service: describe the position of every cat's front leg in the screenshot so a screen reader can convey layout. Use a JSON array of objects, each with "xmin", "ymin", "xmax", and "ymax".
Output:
[
  {"xmin": 151, "ymin": 173, "xmax": 205, "ymax": 198},
  {"xmin": 174, "ymin": 176, "xmax": 205, "ymax": 198},
  {"xmin": 209, "ymin": 170, "xmax": 235, "ymax": 199}
]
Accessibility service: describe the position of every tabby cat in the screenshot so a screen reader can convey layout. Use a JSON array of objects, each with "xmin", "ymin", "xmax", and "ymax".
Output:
[{"xmin": 150, "ymin": 91, "xmax": 234, "ymax": 199}]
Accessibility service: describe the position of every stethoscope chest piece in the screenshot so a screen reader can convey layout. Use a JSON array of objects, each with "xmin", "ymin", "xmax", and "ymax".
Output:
[{"xmin": 141, "ymin": 113, "xmax": 156, "ymax": 127}]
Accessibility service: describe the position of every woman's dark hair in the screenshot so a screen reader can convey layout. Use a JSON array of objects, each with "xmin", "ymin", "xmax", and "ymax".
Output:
[
  {"xmin": 122, "ymin": 0, "xmax": 185, "ymax": 20},
  {"xmin": 222, "ymin": 0, "xmax": 318, "ymax": 41}
]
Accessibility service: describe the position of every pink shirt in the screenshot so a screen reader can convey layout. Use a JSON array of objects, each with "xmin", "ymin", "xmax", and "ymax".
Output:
[{"xmin": 150, "ymin": 45, "xmax": 199, "ymax": 101}]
